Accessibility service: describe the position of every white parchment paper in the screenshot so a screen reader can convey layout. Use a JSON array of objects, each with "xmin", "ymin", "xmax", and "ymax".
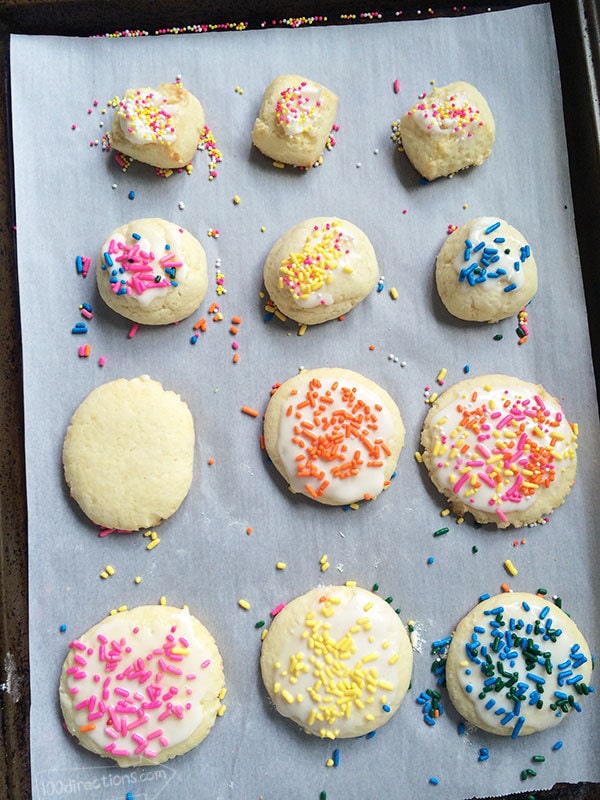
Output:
[{"xmin": 10, "ymin": 5, "xmax": 600, "ymax": 799}]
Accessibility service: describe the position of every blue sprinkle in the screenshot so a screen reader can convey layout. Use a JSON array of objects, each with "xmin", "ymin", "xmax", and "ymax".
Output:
[
  {"xmin": 333, "ymin": 748, "xmax": 340, "ymax": 767},
  {"xmin": 485, "ymin": 699, "xmax": 496, "ymax": 710},
  {"xmin": 427, "ymin": 556, "xmax": 435, "ymax": 565},
  {"xmin": 473, "ymin": 241, "xmax": 485, "ymax": 252},
  {"xmin": 59, "ymin": 623, "xmax": 67, "ymax": 632},
  {"xmin": 552, "ymin": 740, "xmax": 563, "ymax": 751},
  {"xmin": 80, "ymin": 302, "xmax": 92, "ymax": 312},
  {"xmin": 382, "ymin": 704, "xmax": 391, "ymax": 713},
  {"xmin": 429, "ymin": 777, "xmax": 439, "ymax": 786},
  {"xmin": 493, "ymin": 237, "xmax": 505, "ymax": 243},
  {"xmin": 71, "ymin": 324, "xmax": 88, "ymax": 334},
  {"xmin": 103, "ymin": 252, "xmax": 113, "ymax": 267},
  {"xmin": 503, "ymin": 283, "xmax": 517, "ymax": 292},
  {"xmin": 131, "ymin": 232, "xmax": 141, "ymax": 240},
  {"xmin": 126, "ymin": 794, "xmax": 134, "ymax": 800},
  {"xmin": 365, "ymin": 730, "xmax": 376, "ymax": 739},
  {"xmin": 484, "ymin": 221, "xmax": 501, "ymax": 234},
  {"xmin": 540, "ymin": 605, "xmax": 550, "ymax": 620},
  {"xmin": 424, "ymin": 715, "xmax": 436, "ymax": 726},
  {"xmin": 75, "ymin": 255, "xmax": 84, "ymax": 273},
  {"xmin": 466, "ymin": 684, "xmax": 473, "ymax": 694},
  {"xmin": 128, "ymin": 190, "xmax": 136, "ymax": 200},
  {"xmin": 511, "ymin": 715, "xmax": 526, "ymax": 739},
  {"xmin": 457, "ymin": 722, "xmax": 466, "ymax": 735},
  {"xmin": 479, "ymin": 593, "xmax": 491, "ymax": 602},
  {"xmin": 463, "ymin": 364, "xmax": 470, "ymax": 374},
  {"xmin": 190, "ymin": 335, "xmax": 198, "ymax": 345}
]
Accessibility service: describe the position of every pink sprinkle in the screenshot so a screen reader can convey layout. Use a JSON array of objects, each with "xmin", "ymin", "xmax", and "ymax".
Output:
[
  {"xmin": 271, "ymin": 602, "xmax": 286, "ymax": 617},
  {"xmin": 496, "ymin": 507, "xmax": 508, "ymax": 523},
  {"xmin": 393, "ymin": 78, "xmax": 401, "ymax": 94},
  {"xmin": 127, "ymin": 323, "xmax": 139, "ymax": 339},
  {"xmin": 200, "ymin": 660, "xmax": 211, "ymax": 669},
  {"xmin": 452, "ymin": 472, "xmax": 471, "ymax": 494}
]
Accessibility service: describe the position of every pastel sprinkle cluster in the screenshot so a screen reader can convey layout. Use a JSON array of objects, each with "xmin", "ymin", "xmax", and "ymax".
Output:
[
  {"xmin": 117, "ymin": 90, "xmax": 176, "ymax": 144},
  {"xmin": 408, "ymin": 93, "xmax": 483, "ymax": 136},
  {"xmin": 275, "ymin": 81, "xmax": 321, "ymax": 134}
]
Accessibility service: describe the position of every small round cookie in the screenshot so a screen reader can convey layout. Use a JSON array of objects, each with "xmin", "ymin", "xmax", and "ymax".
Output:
[
  {"xmin": 252, "ymin": 74, "xmax": 338, "ymax": 168},
  {"xmin": 63, "ymin": 375, "xmax": 195, "ymax": 531},
  {"xmin": 445, "ymin": 592, "xmax": 593, "ymax": 738},
  {"xmin": 97, "ymin": 218, "xmax": 208, "ymax": 325},
  {"xmin": 420, "ymin": 374, "xmax": 577, "ymax": 528},
  {"xmin": 263, "ymin": 217, "xmax": 378, "ymax": 325},
  {"xmin": 264, "ymin": 367, "xmax": 404, "ymax": 506},
  {"xmin": 397, "ymin": 81, "xmax": 495, "ymax": 181},
  {"xmin": 436, "ymin": 217, "xmax": 537, "ymax": 323},
  {"xmin": 109, "ymin": 81, "xmax": 205, "ymax": 170},
  {"xmin": 260, "ymin": 585, "xmax": 413, "ymax": 738},
  {"xmin": 59, "ymin": 605, "xmax": 225, "ymax": 766}
]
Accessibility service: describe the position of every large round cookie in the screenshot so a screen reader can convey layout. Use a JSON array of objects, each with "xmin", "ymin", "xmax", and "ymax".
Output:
[
  {"xmin": 97, "ymin": 218, "xmax": 208, "ymax": 326},
  {"xmin": 63, "ymin": 376, "xmax": 195, "ymax": 531},
  {"xmin": 399, "ymin": 81, "xmax": 495, "ymax": 181},
  {"xmin": 252, "ymin": 74, "xmax": 338, "ymax": 168},
  {"xmin": 263, "ymin": 217, "xmax": 379, "ymax": 325},
  {"xmin": 260, "ymin": 585, "xmax": 413, "ymax": 739},
  {"xmin": 109, "ymin": 81, "xmax": 205, "ymax": 170},
  {"xmin": 436, "ymin": 217, "xmax": 537, "ymax": 323},
  {"xmin": 445, "ymin": 592, "xmax": 593, "ymax": 737},
  {"xmin": 59, "ymin": 605, "xmax": 225, "ymax": 766},
  {"xmin": 264, "ymin": 367, "xmax": 405, "ymax": 506},
  {"xmin": 420, "ymin": 374, "xmax": 577, "ymax": 528}
]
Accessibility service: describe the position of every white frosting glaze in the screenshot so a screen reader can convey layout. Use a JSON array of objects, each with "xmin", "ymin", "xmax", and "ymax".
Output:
[
  {"xmin": 408, "ymin": 91, "xmax": 483, "ymax": 137},
  {"xmin": 427, "ymin": 382, "xmax": 577, "ymax": 521},
  {"xmin": 450, "ymin": 594, "xmax": 593, "ymax": 736},
  {"xmin": 276, "ymin": 374, "xmax": 397, "ymax": 504},
  {"xmin": 63, "ymin": 607, "xmax": 221, "ymax": 760},
  {"xmin": 100, "ymin": 223, "xmax": 189, "ymax": 307},
  {"xmin": 279, "ymin": 222, "xmax": 357, "ymax": 309},
  {"xmin": 117, "ymin": 89, "xmax": 178, "ymax": 145},
  {"xmin": 453, "ymin": 217, "xmax": 529, "ymax": 293},
  {"xmin": 275, "ymin": 81, "xmax": 322, "ymax": 137},
  {"xmin": 263, "ymin": 586, "xmax": 412, "ymax": 738}
]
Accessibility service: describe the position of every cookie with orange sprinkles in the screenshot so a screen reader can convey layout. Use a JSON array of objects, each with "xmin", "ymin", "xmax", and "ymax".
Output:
[
  {"xmin": 59, "ymin": 604, "xmax": 225, "ymax": 766},
  {"xmin": 263, "ymin": 367, "xmax": 405, "ymax": 506},
  {"xmin": 252, "ymin": 74, "xmax": 338, "ymax": 168},
  {"xmin": 109, "ymin": 81, "xmax": 205, "ymax": 170},
  {"xmin": 260, "ymin": 584, "xmax": 413, "ymax": 738},
  {"xmin": 263, "ymin": 216, "xmax": 379, "ymax": 325},
  {"xmin": 420, "ymin": 374, "xmax": 578, "ymax": 528}
]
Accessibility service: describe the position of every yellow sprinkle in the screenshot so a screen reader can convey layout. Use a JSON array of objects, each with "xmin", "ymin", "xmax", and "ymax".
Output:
[
  {"xmin": 171, "ymin": 646, "xmax": 191, "ymax": 656},
  {"xmin": 146, "ymin": 537, "xmax": 160, "ymax": 550},
  {"xmin": 345, "ymin": 580, "xmax": 357, "ymax": 587},
  {"xmin": 349, "ymin": 502, "xmax": 360, "ymax": 510},
  {"xmin": 118, "ymin": 605, "xmax": 128, "ymax": 613},
  {"xmin": 217, "ymin": 704, "xmax": 226, "ymax": 716},
  {"xmin": 261, "ymin": 628, "xmax": 269, "ymax": 640},
  {"xmin": 504, "ymin": 559, "xmax": 518, "ymax": 576},
  {"xmin": 390, "ymin": 287, "xmax": 398, "ymax": 300},
  {"xmin": 159, "ymin": 596, "xmax": 166, "ymax": 606},
  {"xmin": 321, "ymin": 562, "xmax": 330, "ymax": 572},
  {"xmin": 280, "ymin": 689, "xmax": 294, "ymax": 704},
  {"xmin": 233, "ymin": 195, "xmax": 241, "ymax": 205},
  {"xmin": 100, "ymin": 571, "xmax": 109, "ymax": 580},
  {"xmin": 134, "ymin": 576, "xmax": 142, "ymax": 584},
  {"xmin": 276, "ymin": 561, "xmax": 287, "ymax": 570},
  {"xmin": 105, "ymin": 565, "xmax": 115, "ymax": 575},
  {"xmin": 218, "ymin": 687, "xmax": 227, "ymax": 700},
  {"xmin": 436, "ymin": 368, "xmax": 447, "ymax": 383},
  {"xmin": 414, "ymin": 451, "xmax": 424, "ymax": 463},
  {"xmin": 428, "ymin": 392, "xmax": 438, "ymax": 404},
  {"xmin": 440, "ymin": 508, "xmax": 450, "ymax": 517},
  {"xmin": 298, "ymin": 323, "xmax": 308, "ymax": 336},
  {"xmin": 238, "ymin": 598, "xmax": 251, "ymax": 610},
  {"xmin": 272, "ymin": 161, "xmax": 285, "ymax": 169},
  {"xmin": 274, "ymin": 308, "xmax": 287, "ymax": 322},
  {"xmin": 326, "ymin": 758, "xmax": 334, "ymax": 767},
  {"xmin": 320, "ymin": 554, "xmax": 329, "ymax": 564}
]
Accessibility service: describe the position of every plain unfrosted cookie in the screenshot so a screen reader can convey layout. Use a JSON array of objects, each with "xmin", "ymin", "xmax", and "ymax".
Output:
[
  {"xmin": 109, "ymin": 81, "xmax": 205, "ymax": 170},
  {"xmin": 97, "ymin": 218, "xmax": 208, "ymax": 325},
  {"xmin": 63, "ymin": 376, "xmax": 195, "ymax": 531},
  {"xmin": 59, "ymin": 605, "xmax": 225, "ymax": 766},
  {"xmin": 264, "ymin": 367, "xmax": 404, "ymax": 506},
  {"xmin": 252, "ymin": 74, "xmax": 338, "ymax": 168},
  {"xmin": 397, "ymin": 81, "xmax": 495, "ymax": 180},
  {"xmin": 260, "ymin": 585, "xmax": 413, "ymax": 738},
  {"xmin": 436, "ymin": 217, "xmax": 537, "ymax": 323},
  {"xmin": 420, "ymin": 374, "xmax": 577, "ymax": 528},
  {"xmin": 263, "ymin": 217, "xmax": 379, "ymax": 325},
  {"xmin": 445, "ymin": 592, "xmax": 593, "ymax": 737}
]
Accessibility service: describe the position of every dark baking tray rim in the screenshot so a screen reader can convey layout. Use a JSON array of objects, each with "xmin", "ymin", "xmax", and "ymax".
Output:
[{"xmin": 0, "ymin": 2, "xmax": 598, "ymax": 799}]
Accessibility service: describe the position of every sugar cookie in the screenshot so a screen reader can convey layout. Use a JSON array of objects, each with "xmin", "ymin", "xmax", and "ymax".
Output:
[
  {"xmin": 97, "ymin": 218, "xmax": 208, "ymax": 325},
  {"xmin": 420, "ymin": 374, "xmax": 577, "ymax": 528},
  {"xmin": 436, "ymin": 217, "xmax": 537, "ymax": 323},
  {"xmin": 260, "ymin": 585, "xmax": 413, "ymax": 738},
  {"xmin": 263, "ymin": 217, "xmax": 378, "ymax": 325},
  {"xmin": 396, "ymin": 81, "xmax": 495, "ymax": 181},
  {"xmin": 445, "ymin": 592, "xmax": 593, "ymax": 737},
  {"xmin": 63, "ymin": 376, "xmax": 195, "ymax": 531},
  {"xmin": 252, "ymin": 74, "xmax": 338, "ymax": 168},
  {"xmin": 59, "ymin": 605, "xmax": 225, "ymax": 766},
  {"xmin": 263, "ymin": 367, "xmax": 404, "ymax": 506},
  {"xmin": 109, "ymin": 81, "xmax": 205, "ymax": 170}
]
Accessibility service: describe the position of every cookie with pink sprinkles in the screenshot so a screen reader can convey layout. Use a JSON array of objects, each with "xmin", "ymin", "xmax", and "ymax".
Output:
[
  {"xmin": 59, "ymin": 604, "xmax": 225, "ymax": 766},
  {"xmin": 420, "ymin": 374, "xmax": 578, "ymax": 527}
]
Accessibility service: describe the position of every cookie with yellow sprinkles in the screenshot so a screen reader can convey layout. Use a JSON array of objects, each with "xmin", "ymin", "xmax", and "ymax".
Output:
[
  {"xmin": 260, "ymin": 584, "xmax": 413, "ymax": 738},
  {"xmin": 263, "ymin": 367, "xmax": 405, "ymax": 506},
  {"xmin": 263, "ymin": 217, "xmax": 379, "ymax": 325},
  {"xmin": 109, "ymin": 80, "xmax": 205, "ymax": 170},
  {"xmin": 445, "ymin": 592, "xmax": 594, "ymax": 737},
  {"xmin": 59, "ymin": 604, "xmax": 225, "ymax": 766},
  {"xmin": 420, "ymin": 374, "xmax": 578, "ymax": 528}
]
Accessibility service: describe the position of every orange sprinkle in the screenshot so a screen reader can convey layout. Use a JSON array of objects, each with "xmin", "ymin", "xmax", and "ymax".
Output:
[
  {"xmin": 207, "ymin": 457, "xmax": 215, "ymax": 465},
  {"xmin": 233, "ymin": 353, "xmax": 240, "ymax": 364},
  {"xmin": 208, "ymin": 302, "xmax": 219, "ymax": 314},
  {"xmin": 369, "ymin": 344, "xmax": 376, "ymax": 351},
  {"xmin": 79, "ymin": 723, "xmax": 96, "ymax": 732},
  {"xmin": 241, "ymin": 406, "xmax": 259, "ymax": 417},
  {"xmin": 231, "ymin": 315, "xmax": 242, "ymax": 324},
  {"xmin": 193, "ymin": 317, "xmax": 207, "ymax": 330},
  {"xmin": 246, "ymin": 526, "xmax": 253, "ymax": 535},
  {"xmin": 501, "ymin": 583, "xmax": 512, "ymax": 593}
]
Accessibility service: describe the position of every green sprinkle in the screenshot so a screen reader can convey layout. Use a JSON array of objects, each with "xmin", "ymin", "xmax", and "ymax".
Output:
[
  {"xmin": 433, "ymin": 527, "xmax": 449, "ymax": 537},
  {"xmin": 320, "ymin": 792, "xmax": 327, "ymax": 800},
  {"xmin": 372, "ymin": 583, "xmax": 379, "ymax": 591},
  {"xmin": 472, "ymin": 545, "xmax": 479, "ymax": 554},
  {"xmin": 255, "ymin": 620, "xmax": 265, "ymax": 628},
  {"xmin": 532, "ymin": 755, "xmax": 545, "ymax": 763},
  {"xmin": 537, "ymin": 587, "xmax": 548, "ymax": 595},
  {"xmin": 493, "ymin": 333, "xmax": 503, "ymax": 341},
  {"xmin": 385, "ymin": 596, "xmax": 393, "ymax": 604},
  {"xmin": 516, "ymin": 326, "xmax": 527, "ymax": 338}
]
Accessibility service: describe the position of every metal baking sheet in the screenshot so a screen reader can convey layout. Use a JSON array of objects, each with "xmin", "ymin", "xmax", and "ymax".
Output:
[{"xmin": 8, "ymin": 4, "xmax": 600, "ymax": 799}]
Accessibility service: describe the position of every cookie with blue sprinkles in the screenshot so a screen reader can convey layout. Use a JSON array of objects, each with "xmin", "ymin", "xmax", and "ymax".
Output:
[
  {"xmin": 445, "ymin": 592, "xmax": 594, "ymax": 737},
  {"xmin": 435, "ymin": 217, "xmax": 537, "ymax": 322}
]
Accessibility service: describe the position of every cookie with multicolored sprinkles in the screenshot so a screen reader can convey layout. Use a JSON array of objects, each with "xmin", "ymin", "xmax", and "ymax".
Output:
[
  {"xmin": 109, "ymin": 81, "xmax": 205, "ymax": 170},
  {"xmin": 63, "ymin": 375, "xmax": 195, "ymax": 531},
  {"xmin": 59, "ymin": 604, "xmax": 225, "ymax": 766},
  {"xmin": 260, "ymin": 584, "xmax": 413, "ymax": 738},
  {"xmin": 396, "ymin": 81, "xmax": 495, "ymax": 181},
  {"xmin": 252, "ymin": 74, "xmax": 338, "ymax": 168},
  {"xmin": 420, "ymin": 374, "xmax": 578, "ymax": 528},
  {"xmin": 263, "ymin": 367, "xmax": 405, "ymax": 506},
  {"xmin": 97, "ymin": 218, "xmax": 208, "ymax": 325},
  {"xmin": 445, "ymin": 592, "xmax": 594, "ymax": 737},
  {"xmin": 435, "ymin": 217, "xmax": 537, "ymax": 323},
  {"xmin": 263, "ymin": 217, "xmax": 379, "ymax": 325}
]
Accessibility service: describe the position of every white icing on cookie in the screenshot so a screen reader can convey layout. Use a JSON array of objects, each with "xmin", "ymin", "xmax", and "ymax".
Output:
[
  {"xmin": 117, "ymin": 89, "xmax": 178, "ymax": 145},
  {"xmin": 275, "ymin": 81, "xmax": 323, "ymax": 137},
  {"xmin": 407, "ymin": 90, "xmax": 484, "ymax": 138},
  {"xmin": 276, "ymin": 374, "xmax": 397, "ymax": 504}
]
